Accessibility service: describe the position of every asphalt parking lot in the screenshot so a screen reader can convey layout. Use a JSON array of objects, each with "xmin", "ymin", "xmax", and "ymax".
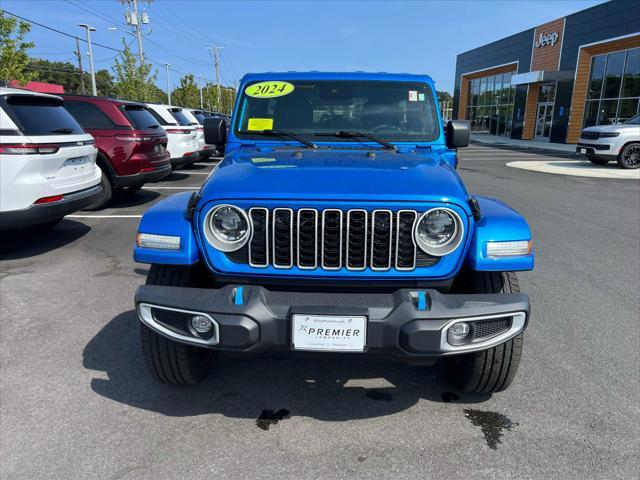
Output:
[{"xmin": 1, "ymin": 144, "xmax": 638, "ymax": 479}]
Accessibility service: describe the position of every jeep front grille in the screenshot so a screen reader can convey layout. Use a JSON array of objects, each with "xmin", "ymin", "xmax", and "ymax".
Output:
[{"xmin": 241, "ymin": 208, "xmax": 438, "ymax": 271}]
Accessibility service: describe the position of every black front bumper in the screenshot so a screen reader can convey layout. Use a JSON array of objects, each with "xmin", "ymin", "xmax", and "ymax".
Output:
[
  {"xmin": 0, "ymin": 185, "xmax": 103, "ymax": 231},
  {"xmin": 135, "ymin": 285, "xmax": 530, "ymax": 359},
  {"xmin": 113, "ymin": 164, "xmax": 172, "ymax": 188}
]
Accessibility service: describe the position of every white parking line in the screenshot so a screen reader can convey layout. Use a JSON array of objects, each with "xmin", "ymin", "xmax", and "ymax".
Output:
[
  {"xmin": 178, "ymin": 171, "xmax": 212, "ymax": 175},
  {"xmin": 66, "ymin": 214, "xmax": 142, "ymax": 218}
]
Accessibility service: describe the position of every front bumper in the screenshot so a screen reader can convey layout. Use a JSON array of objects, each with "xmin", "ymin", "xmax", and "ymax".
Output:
[
  {"xmin": 135, "ymin": 284, "xmax": 530, "ymax": 359},
  {"xmin": 0, "ymin": 185, "xmax": 103, "ymax": 231},
  {"xmin": 576, "ymin": 143, "xmax": 618, "ymax": 160}
]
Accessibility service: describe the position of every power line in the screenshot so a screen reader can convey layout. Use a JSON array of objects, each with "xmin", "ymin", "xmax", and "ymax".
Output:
[{"xmin": 3, "ymin": 10, "xmax": 122, "ymax": 53}]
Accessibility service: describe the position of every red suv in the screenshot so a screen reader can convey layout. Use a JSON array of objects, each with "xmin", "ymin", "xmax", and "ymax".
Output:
[{"xmin": 62, "ymin": 95, "xmax": 171, "ymax": 209}]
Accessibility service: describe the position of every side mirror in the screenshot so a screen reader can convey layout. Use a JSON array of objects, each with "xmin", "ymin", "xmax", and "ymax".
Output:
[
  {"xmin": 446, "ymin": 120, "xmax": 470, "ymax": 148},
  {"xmin": 203, "ymin": 117, "xmax": 227, "ymax": 147}
]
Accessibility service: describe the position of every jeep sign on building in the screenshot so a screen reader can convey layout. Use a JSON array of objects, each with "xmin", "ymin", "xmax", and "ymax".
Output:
[{"xmin": 453, "ymin": 0, "xmax": 640, "ymax": 144}]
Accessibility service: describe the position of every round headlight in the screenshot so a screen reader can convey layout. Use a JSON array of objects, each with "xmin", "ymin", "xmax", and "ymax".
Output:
[
  {"xmin": 414, "ymin": 208, "xmax": 464, "ymax": 256},
  {"xmin": 204, "ymin": 204, "xmax": 250, "ymax": 252}
]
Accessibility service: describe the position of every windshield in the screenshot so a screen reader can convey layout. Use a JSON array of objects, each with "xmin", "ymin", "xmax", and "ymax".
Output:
[
  {"xmin": 625, "ymin": 114, "xmax": 640, "ymax": 125},
  {"xmin": 234, "ymin": 80, "xmax": 440, "ymax": 143}
]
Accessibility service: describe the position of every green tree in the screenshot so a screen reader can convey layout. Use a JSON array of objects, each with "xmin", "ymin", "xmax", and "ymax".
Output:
[
  {"xmin": 202, "ymin": 82, "xmax": 235, "ymax": 114},
  {"xmin": 437, "ymin": 90, "xmax": 453, "ymax": 105},
  {"xmin": 0, "ymin": 10, "xmax": 35, "ymax": 84},
  {"xmin": 172, "ymin": 73, "xmax": 200, "ymax": 108},
  {"xmin": 112, "ymin": 40, "xmax": 159, "ymax": 102},
  {"xmin": 28, "ymin": 58, "xmax": 116, "ymax": 96}
]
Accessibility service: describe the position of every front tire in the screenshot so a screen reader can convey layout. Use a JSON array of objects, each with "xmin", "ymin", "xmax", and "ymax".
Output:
[
  {"xmin": 617, "ymin": 142, "xmax": 640, "ymax": 169},
  {"xmin": 444, "ymin": 272, "xmax": 524, "ymax": 394},
  {"xmin": 140, "ymin": 264, "xmax": 217, "ymax": 385}
]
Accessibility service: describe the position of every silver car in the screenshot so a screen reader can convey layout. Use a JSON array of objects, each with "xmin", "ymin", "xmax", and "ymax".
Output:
[{"xmin": 577, "ymin": 114, "xmax": 640, "ymax": 169}]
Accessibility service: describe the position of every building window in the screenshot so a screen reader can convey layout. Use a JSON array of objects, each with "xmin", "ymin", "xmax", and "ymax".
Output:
[
  {"xmin": 466, "ymin": 72, "xmax": 515, "ymax": 136},
  {"xmin": 583, "ymin": 47, "xmax": 640, "ymax": 127}
]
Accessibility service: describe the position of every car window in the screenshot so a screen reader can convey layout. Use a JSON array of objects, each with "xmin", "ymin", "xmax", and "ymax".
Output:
[
  {"xmin": 64, "ymin": 100, "xmax": 115, "ymax": 129},
  {"xmin": 4, "ymin": 95, "xmax": 84, "ymax": 136},
  {"xmin": 624, "ymin": 114, "xmax": 640, "ymax": 125},
  {"xmin": 193, "ymin": 112, "xmax": 206, "ymax": 123},
  {"xmin": 169, "ymin": 109, "xmax": 193, "ymax": 126},
  {"xmin": 147, "ymin": 108, "xmax": 173, "ymax": 126},
  {"xmin": 123, "ymin": 106, "xmax": 160, "ymax": 129}
]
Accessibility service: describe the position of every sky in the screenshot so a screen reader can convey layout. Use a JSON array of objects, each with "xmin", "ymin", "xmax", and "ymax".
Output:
[{"xmin": 3, "ymin": 0, "xmax": 609, "ymax": 93}]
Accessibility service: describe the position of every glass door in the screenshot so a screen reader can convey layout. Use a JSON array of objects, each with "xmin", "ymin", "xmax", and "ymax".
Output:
[{"xmin": 535, "ymin": 104, "xmax": 554, "ymax": 141}]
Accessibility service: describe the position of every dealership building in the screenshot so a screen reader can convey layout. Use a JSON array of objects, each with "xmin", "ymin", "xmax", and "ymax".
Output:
[{"xmin": 453, "ymin": 0, "xmax": 639, "ymax": 144}]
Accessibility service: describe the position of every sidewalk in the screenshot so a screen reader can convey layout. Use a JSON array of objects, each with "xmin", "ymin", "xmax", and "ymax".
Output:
[{"xmin": 471, "ymin": 134, "xmax": 577, "ymax": 153}]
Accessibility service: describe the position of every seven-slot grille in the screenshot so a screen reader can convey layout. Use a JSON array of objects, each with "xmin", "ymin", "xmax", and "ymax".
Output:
[{"xmin": 246, "ymin": 207, "xmax": 438, "ymax": 271}]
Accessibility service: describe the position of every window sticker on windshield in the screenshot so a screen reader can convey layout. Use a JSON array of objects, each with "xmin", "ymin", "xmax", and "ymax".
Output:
[
  {"xmin": 246, "ymin": 81, "xmax": 295, "ymax": 99},
  {"xmin": 418, "ymin": 93, "xmax": 425, "ymax": 102},
  {"xmin": 247, "ymin": 118, "xmax": 274, "ymax": 131},
  {"xmin": 408, "ymin": 90, "xmax": 418, "ymax": 102}
]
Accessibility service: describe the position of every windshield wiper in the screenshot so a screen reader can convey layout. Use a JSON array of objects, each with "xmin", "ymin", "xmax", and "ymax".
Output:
[
  {"xmin": 238, "ymin": 129, "xmax": 317, "ymax": 149},
  {"xmin": 314, "ymin": 131, "xmax": 397, "ymax": 151},
  {"xmin": 50, "ymin": 128, "xmax": 74, "ymax": 134},
  {"xmin": 147, "ymin": 124, "xmax": 160, "ymax": 129}
]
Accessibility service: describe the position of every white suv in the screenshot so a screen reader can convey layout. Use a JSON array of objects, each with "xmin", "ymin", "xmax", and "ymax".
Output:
[
  {"xmin": 144, "ymin": 104, "xmax": 199, "ymax": 169},
  {"xmin": 577, "ymin": 114, "xmax": 640, "ymax": 169},
  {"xmin": 0, "ymin": 88, "xmax": 101, "ymax": 230},
  {"xmin": 183, "ymin": 108, "xmax": 214, "ymax": 159}
]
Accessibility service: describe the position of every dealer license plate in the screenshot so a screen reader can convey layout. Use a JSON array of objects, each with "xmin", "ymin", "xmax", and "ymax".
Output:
[{"xmin": 292, "ymin": 314, "xmax": 366, "ymax": 352}]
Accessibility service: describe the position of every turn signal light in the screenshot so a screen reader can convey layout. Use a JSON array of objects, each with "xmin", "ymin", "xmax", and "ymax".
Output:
[
  {"xmin": 136, "ymin": 232, "xmax": 181, "ymax": 250},
  {"xmin": 486, "ymin": 240, "xmax": 532, "ymax": 258}
]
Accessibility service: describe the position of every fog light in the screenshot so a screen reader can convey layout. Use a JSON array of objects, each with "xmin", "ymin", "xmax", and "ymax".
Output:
[
  {"xmin": 448, "ymin": 321, "xmax": 471, "ymax": 345},
  {"xmin": 191, "ymin": 315, "xmax": 212, "ymax": 334}
]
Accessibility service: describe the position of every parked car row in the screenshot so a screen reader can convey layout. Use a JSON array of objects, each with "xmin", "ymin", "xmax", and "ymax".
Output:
[{"xmin": 0, "ymin": 87, "xmax": 229, "ymax": 229}]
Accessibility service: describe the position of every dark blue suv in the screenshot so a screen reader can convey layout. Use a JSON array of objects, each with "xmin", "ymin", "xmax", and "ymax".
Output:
[{"xmin": 133, "ymin": 72, "xmax": 534, "ymax": 393}]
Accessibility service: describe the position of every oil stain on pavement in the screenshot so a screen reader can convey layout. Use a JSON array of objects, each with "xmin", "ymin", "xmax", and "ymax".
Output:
[
  {"xmin": 464, "ymin": 409, "xmax": 518, "ymax": 449},
  {"xmin": 256, "ymin": 409, "xmax": 291, "ymax": 430}
]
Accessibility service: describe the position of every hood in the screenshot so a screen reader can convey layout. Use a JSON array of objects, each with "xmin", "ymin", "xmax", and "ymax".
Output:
[
  {"xmin": 583, "ymin": 123, "xmax": 638, "ymax": 132},
  {"xmin": 199, "ymin": 147, "xmax": 469, "ymax": 205}
]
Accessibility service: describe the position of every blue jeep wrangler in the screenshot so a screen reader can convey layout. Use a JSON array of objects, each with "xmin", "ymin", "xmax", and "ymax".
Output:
[{"xmin": 133, "ymin": 72, "xmax": 534, "ymax": 393}]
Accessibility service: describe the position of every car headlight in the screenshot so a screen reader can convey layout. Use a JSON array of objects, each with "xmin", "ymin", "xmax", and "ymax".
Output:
[
  {"xmin": 204, "ymin": 204, "xmax": 251, "ymax": 252},
  {"xmin": 414, "ymin": 208, "xmax": 464, "ymax": 256}
]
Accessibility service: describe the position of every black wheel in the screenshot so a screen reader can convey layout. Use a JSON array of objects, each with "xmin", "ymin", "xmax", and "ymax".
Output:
[
  {"xmin": 84, "ymin": 166, "xmax": 112, "ymax": 210},
  {"xmin": 617, "ymin": 142, "xmax": 640, "ymax": 169},
  {"xmin": 588, "ymin": 156, "xmax": 609, "ymax": 165},
  {"xmin": 140, "ymin": 264, "xmax": 217, "ymax": 385},
  {"xmin": 445, "ymin": 272, "xmax": 524, "ymax": 394}
]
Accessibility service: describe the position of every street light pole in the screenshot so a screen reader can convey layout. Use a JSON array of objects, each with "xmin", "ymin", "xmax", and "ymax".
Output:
[
  {"xmin": 78, "ymin": 24, "xmax": 97, "ymax": 96},
  {"xmin": 164, "ymin": 63, "xmax": 171, "ymax": 104}
]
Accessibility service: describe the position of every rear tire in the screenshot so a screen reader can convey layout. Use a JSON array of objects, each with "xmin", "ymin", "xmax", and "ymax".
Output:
[
  {"xmin": 444, "ymin": 272, "xmax": 524, "ymax": 394},
  {"xmin": 141, "ymin": 264, "xmax": 217, "ymax": 385},
  {"xmin": 617, "ymin": 142, "xmax": 640, "ymax": 169},
  {"xmin": 588, "ymin": 156, "xmax": 609, "ymax": 165},
  {"xmin": 84, "ymin": 166, "xmax": 112, "ymax": 210}
]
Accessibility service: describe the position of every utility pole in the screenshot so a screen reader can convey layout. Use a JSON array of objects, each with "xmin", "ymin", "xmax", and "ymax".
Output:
[
  {"xmin": 207, "ymin": 45, "xmax": 223, "ymax": 108},
  {"xmin": 164, "ymin": 63, "xmax": 171, "ymax": 104},
  {"xmin": 198, "ymin": 76, "xmax": 204, "ymax": 110},
  {"xmin": 123, "ymin": 0, "xmax": 151, "ymax": 66},
  {"xmin": 78, "ymin": 24, "xmax": 97, "ymax": 96},
  {"xmin": 75, "ymin": 37, "xmax": 86, "ymax": 95}
]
